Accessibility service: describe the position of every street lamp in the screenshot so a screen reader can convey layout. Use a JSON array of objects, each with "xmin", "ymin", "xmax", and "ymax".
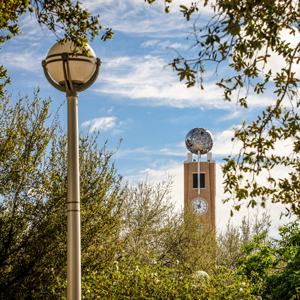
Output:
[{"xmin": 42, "ymin": 40, "xmax": 101, "ymax": 300}]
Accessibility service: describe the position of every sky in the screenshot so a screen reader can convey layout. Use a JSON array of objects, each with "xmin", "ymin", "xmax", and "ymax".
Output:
[{"xmin": 1, "ymin": 0, "xmax": 299, "ymax": 237}]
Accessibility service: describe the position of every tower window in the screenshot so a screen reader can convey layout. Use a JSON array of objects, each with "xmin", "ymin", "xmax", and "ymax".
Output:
[{"xmin": 193, "ymin": 173, "xmax": 205, "ymax": 188}]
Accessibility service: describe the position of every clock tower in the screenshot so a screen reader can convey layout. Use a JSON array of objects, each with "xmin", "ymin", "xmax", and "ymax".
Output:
[
  {"xmin": 184, "ymin": 152, "xmax": 216, "ymax": 229},
  {"xmin": 184, "ymin": 128, "xmax": 216, "ymax": 230}
]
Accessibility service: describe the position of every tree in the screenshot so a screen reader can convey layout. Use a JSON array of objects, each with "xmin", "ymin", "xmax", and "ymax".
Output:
[
  {"xmin": 237, "ymin": 221, "xmax": 300, "ymax": 300},
  {"xmin": 144, "ymin": 0, "xmax": 174, "ymax": 13},
  {"xmin": 217, "ymin": 210, "xmax": 271, "ymax": 269},
  {"xmin": 120, "ymin": 177, "xmax": 178, "ymax": 260},
  {"xmin": 120, "ymin": 178, "xmax": 216, "ymax": 274},
  {"xmin": 0, "ymin": 0, "xmax": 114, "ymax": 97},
  {"xmin": 166, "ymin": 0, "xmax": 300, "ymax": 218},
  {"xmin": 0, "ymin": 90, "xmax": 124, "ymax": 299}
]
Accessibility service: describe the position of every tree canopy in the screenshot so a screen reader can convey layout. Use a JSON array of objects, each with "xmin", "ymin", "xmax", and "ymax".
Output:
[
  {"xmin": 0, "ymin": 90, "xmax": 124, "ymax": 299},
  {"xmin": 0, "ymin": 0, "xmax": 114, "ymax": 96},
  {"xmin": 237, "ymin": 221, "xmax": 300, "ymax": 300},
  {"xmin": 217, "ymin": 210, "xmax": 271, "ymax": 269},
  {"xmin": 168, "ymin": 0, "xmax": 300, "ymax": 218}
]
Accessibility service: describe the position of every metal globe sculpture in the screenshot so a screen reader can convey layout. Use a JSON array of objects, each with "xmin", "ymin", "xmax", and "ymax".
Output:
[
  {"xmin": 185, "ymin": 127, "xmax": 213, "ymax": 155},
  {"xmin": 185, "ymin": 127, "xmax": 213, "ymax": 196}
]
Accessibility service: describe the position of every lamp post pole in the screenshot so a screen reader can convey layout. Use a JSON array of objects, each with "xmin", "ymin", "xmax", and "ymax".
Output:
[
  {"xmin": 42, "ymin": 41, "xmax": 101, "ymax": 300},
  {"xmin": 67, "ymin": 90, "xmax": 81, "ymax": 299},
  {"xmin": 198, "ymin": 150, "xmax": 201, "ymax": 195}
]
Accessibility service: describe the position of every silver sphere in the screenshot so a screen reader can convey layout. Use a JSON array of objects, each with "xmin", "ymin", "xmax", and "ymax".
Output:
[
  {"xmin": 193, "ymin": 270, "xmax": 210, "ymax": 279},
  {"xmin": 185, "ymin": 128, "xmax": 213, "ymax": 155}
]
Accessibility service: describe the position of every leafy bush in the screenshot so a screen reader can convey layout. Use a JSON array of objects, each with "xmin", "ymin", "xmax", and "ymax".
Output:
[
  {"xmin": 54, "ymin": 256, "xmax": 255, "ymax": 299},
  {"xmin": 238, "ymin": 222, "xmax": 300, "ymax": 300}
]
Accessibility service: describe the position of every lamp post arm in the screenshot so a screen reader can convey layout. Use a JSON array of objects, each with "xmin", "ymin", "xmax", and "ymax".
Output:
[
  {"xmin": 62, "ymin": 53, "xmax": 74, "ymax": 92},
  {"xmin": 42, "ymin": 60, "xmax": 66, "ymax": 93},
  {"xmin": 76, "ymin": 58, "xmax": 102, "ymax": 93}
]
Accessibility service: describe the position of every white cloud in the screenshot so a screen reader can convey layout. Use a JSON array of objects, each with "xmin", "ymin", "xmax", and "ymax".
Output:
[
  {"xmin": 168, "ymin": 42, "xmax": 190, "ymax": 50},
  {"xmin": 268, "ymin": 29, "xmax": 300, "ymax": 76},
  {"xmin": 240, "ymin": 27, "xmax": 300, "ymax": 80},
  {"xmin": 82, "ymin": 116, "xmax": 117, "ymax": 131},
  {"xmin": 20, "ymin": 16, "xmax": 42, "ymax": 35},
  {"xmin": 219, "ymin": 111, "xmax": 242, "ymax": 121},
  {"xmin": 213, "ymin": 125, "xmax": 297, "ymax": 159},
  {"xmin": 112, "ymin": 129, "xmax": 124, "ymax": 135},
  {"xmin": 82, "ymin": 116, "xmax": 133, "ymax": 135},
  {"xmin": 115, "ymin": 141, "xmax": 186, "ymax": 159},
  {"xmin": 0, "ymin": 51, "xmax": 45, "ymax": 72},
  {"xmin": 82, "ymin": 0, "xmax": 214, "ymax": 37},
  {"xmin": 95, "ymin": 54, "xmax": 280, "ymax": 109},
  {"xmin": 141, "ymin": 40, "xmax": 160, "ymax": 47},
  {"xmin": 107, "ymin": 106, "xmax": 114, "ymax": 114},
  {"xmin": 213, "ymin": 127, "xmax": 242, "ymax": 157},
  {"xmin": 123, "ymin": 159, "xmax": 184, "ymax": 209},
  {"xmin": 141, "ymin": 40, "xmax": 190, "ymax": 50},
  {"xmin": 114, "ymin": 147, "xmax": 149, "ymax": 158},
  {"xmin": 96, "ymin": 55, "xmax": 262, "ymax": 109}
]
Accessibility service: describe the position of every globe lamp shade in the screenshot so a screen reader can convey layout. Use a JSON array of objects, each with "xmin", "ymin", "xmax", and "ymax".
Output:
[{"xmin": 45, "ymin": 40, "xmax": 97, "ymax": 86}]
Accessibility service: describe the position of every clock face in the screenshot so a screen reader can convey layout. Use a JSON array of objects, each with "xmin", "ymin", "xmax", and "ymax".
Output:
[{"xmin": 191, "ymin": 198, "xmax": 208, "ymax": 215}]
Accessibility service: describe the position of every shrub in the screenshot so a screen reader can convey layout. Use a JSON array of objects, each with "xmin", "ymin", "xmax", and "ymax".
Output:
[
  {"xmin": 238, "ymin": 222, "xmax": 300, "ymax": 300},
  {"xmin": 54, "ymin": 256, "xmax": 255, "ymax": 299}
]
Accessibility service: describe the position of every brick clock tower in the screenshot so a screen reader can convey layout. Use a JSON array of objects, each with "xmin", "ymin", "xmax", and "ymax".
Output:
[{"xmin": 184, "ymin": 128, "xmax": 216, "ymax": 230}]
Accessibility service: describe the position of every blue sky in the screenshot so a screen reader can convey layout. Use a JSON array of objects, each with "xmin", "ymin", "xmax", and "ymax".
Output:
[{"xmin": 2, "ymin": 0, "xmax": 300, "ymax": 237}]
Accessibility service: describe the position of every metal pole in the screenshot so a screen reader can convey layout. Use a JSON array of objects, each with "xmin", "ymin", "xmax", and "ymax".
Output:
[
  {"xmin": 67, "ymin": 94, "xmax": 81, "ymax": 300},
  {"xmin": 198, "ymin": 151, "xmax": 201, "ymax": 195}
]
